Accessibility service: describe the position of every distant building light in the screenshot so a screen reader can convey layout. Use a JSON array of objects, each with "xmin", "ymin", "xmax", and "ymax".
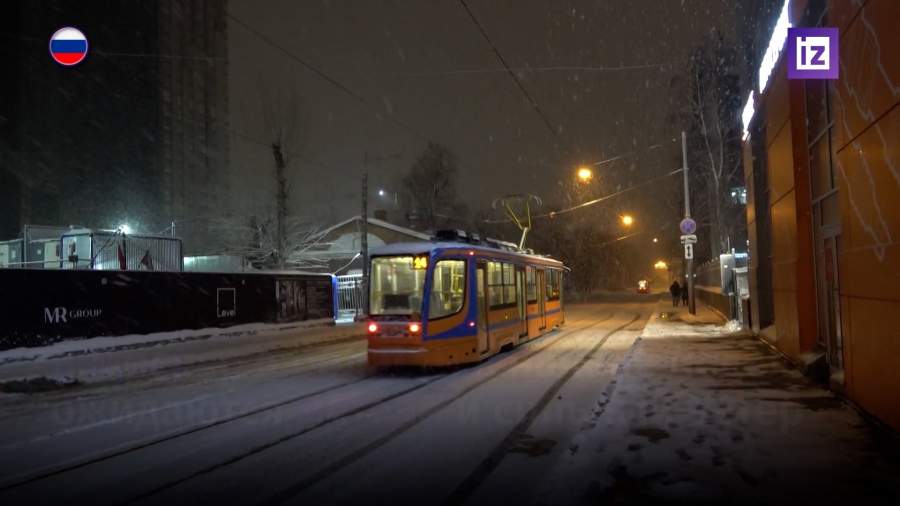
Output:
[{"xmin": 758, "ymin": 0, "xmax": 791, "ymax": 95}]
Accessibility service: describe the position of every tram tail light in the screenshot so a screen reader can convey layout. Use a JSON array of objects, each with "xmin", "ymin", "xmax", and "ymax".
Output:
[
  {"xmin": 367, "ymin": 323, "xmax": 379, "ymax": 334},
  {"xmin": 408, "ymin": 322, "xmax": 421, "ymax": 334}
]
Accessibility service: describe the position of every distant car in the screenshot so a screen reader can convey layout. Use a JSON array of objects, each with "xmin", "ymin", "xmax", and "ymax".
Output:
[{"xmin": 637, "ymin": 279, "xmax": 649, "ymax": 294}]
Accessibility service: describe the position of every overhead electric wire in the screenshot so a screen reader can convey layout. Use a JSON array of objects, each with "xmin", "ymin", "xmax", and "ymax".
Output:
[
  {"xmin": 592, "ymin": 138, "xmax": 678, "ymax": 166},
  {"xmin": 483, "ymin": 167, "xmax": 684, "ymax": 223},
  {"xmin": 395, "ymin": 62, "xmax": 673, "ymax": 77},
  {"xmin": 457, "ymin": 0, "xmax": 558, "ymax": 137},
  {"xmin": 227, "ymin": 12, "xmax": 430, "ymax": 145}
]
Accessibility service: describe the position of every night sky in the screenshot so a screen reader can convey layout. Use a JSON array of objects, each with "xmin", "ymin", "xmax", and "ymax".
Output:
[{"xmin": 228, "ymin": 0, "xmax": 745, "ymax": 228}]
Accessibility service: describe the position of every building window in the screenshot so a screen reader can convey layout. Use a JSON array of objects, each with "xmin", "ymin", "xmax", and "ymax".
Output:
[
  {"xmin": 730, "ymin": 187, "xmax": 747, "ymax": 205},
  {"xmin": 429, "ymin": 260, "xmax": 466, "ymax": 320}
]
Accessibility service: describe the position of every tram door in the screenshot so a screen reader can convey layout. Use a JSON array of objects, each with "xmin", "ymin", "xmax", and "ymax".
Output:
[
  {"xmin": 476, "ymin": 262, "xmax": 490, "ymax": 354},
  {"xmin": 516, "ymin": 267, "xmax": 527, "ymax": 339},
  {"xmin": 538, "ymin": 270, "xmax": 547, "ymax": 330}
]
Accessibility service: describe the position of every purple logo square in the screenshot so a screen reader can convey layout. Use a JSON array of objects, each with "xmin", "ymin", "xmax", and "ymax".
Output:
[{"xmin": 787, "ymin": 27, "xmax": 839, "ymax": 80}]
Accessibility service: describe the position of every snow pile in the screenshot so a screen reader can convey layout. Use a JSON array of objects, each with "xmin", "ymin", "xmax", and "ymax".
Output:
[
  {"xmin": 0, "ymin": 319, "xmax": 335, "ymax": 366},
  {"xmin": 641, "ymin": 312, "xmax": 743, "ymax": 339}
]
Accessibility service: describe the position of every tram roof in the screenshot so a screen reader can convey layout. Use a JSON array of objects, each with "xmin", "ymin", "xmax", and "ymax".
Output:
[{"xmin": 370, "ymin": 241, "xmax": 565, "ymax": 268}]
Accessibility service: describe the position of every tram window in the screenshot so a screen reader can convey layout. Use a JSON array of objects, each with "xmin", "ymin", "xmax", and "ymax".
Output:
[
  {"xmin": 526, "ymin": 267, "xmax": 537, "ymax": 303},
  {"xmin": 488, "ymin": 261, "xmax": 516, "ymax": 309},
  {"xmin": 548, "ymin": 270, "xmax": 561, "ymax": 301},
  {"xmin": 370, "ymin": 256, "xmax": 426, "ymax": 316},
  {"xmin": 487, "ymin": 261, "xmax": 504, "ymax": 307},
  {"xmin": 429, "ymin": 260, "xmax": 466, "ymax": 319},
  {"xmin": 503, "ymin": 263, "xmax": 516, "ymax": 304}
]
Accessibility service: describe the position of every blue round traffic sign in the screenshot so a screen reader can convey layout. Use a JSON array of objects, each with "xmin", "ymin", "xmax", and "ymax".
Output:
[{"xmin": 679, "ymin": 218, "xmax": 697, "ymax": 235}]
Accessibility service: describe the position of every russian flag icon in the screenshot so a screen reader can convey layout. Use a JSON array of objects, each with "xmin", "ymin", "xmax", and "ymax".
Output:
[{"xmin": 49, "ymin": 27, "xmax": 88, "ymax": 66}]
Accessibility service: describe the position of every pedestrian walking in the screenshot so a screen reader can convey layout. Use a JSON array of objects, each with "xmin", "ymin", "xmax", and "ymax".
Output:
[
  {"xmin": 669, "ymin": 280, "xmax": 681, "ymax": 307},
  {"xmin": 681, "ymin": 282, "xmax": 689, "ymax": 306}
]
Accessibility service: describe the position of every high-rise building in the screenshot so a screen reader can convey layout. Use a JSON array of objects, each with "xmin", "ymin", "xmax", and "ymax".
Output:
[{"xmin": 0, "ymin": 0, "xmax": 228, "ymax": 254}]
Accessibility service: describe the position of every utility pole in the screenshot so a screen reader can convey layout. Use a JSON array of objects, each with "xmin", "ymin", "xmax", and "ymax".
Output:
[
  {"xmin": 682, "ymin": 130, "xmax": 696, "ymax": 314},
  {"xmin": 360, "ymin": 152, "xmax": 369, "ymax": 315}
]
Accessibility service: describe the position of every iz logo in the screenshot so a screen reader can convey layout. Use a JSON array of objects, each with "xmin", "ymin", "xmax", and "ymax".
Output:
[
  {"xmin": 796, "ymin": 36, "xmax": 830, "ymax": 70},
  {"xmin": 788, "ymin": 27, "xmax": 839, "ymax": 80}
]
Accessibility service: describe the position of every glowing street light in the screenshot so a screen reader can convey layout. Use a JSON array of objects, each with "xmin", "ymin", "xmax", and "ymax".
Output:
[
  {"xmin": 621, "ymin": 214, "xmax": 634, "ymax": 227},
  {"xmin": 117, "ymin": 223, "xmax": 132, "ymax": 235},
  {"xmin": 654, "ymin": 260, "xmax": 668, "ymax": 270},
  {"xmin": 576, "ymin": 167, "xmax": 593, "ymax": 183},
  {"xmin": 652, "ymin": 237, "xmax": 659, "ymax": 243}
]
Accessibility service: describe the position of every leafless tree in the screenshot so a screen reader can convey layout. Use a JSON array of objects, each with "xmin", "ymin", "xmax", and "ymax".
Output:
[
  {"xmin": 260, "ymin": 82, "xmax": 306, "ymax": 268},
  {"xmin": 671, "ymin": 31, "xmax": 746, "ymax": 258},
  {"xmin": 400, "ymin": 143, "xmax": 467, "ymax": 231},
  {"xmin": 213, "ymin": 215, "xmax": 330, "ymax": 270}
]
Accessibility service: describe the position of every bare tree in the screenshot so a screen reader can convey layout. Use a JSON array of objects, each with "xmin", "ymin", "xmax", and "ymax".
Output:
[
  {"xmin": 672, "ymin": 31, "xmax": 746, "ymax": 258},
  {"xmin": 213, "ymin": 215, "xmax": 330, "ymax": 270},
  {"xmin": 400, "ymin": 143, "xmax": 467, "ymax": 231},
  {"xmin": 260, "ymin": 83, "xmax": 305, "ymax": 268}
]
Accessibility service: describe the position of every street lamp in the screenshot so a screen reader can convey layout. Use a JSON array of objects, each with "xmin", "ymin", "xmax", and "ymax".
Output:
[
  {"xmin": 652, "ymin": 237, "xmax": 658, "ymax": 243},
  {"xmin": 654, "ymin": 260, "xmax": 668, "ymax": 270},
  {"xmin": 621, "ymin": 214, "xmax": 634, "ymax": 227},
  {"xmin": 576, "ymin": 167, "xmax": 593, "ymax": 183}
]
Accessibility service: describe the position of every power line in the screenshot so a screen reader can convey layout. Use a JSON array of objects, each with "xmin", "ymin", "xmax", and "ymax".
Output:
[
  {"xmin": 395, "ymin": 62, "xmax": 673, "ymax": 77},
  {"xmin": 542, "ymin": 168, "xmax": 684, "ymax": 219},
  {"xmin": 457, "ymin": 0, "xmax": 557, "ymax": 137},
  {"xmin": 226, "ymin": 12, "xmax": 430, "ymax": 145},
  {"xmin": 592, "ymin": 138, "xmax": 678, "ymax": 167},
  {"xmin": 483, "ymin": 167, "xmax": 684, "ymax": 223}
]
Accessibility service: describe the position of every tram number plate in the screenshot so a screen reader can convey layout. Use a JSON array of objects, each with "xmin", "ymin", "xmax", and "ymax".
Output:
[{"xmin": 380, "ymin": 325, "xmax": 405, "ymax": 337}]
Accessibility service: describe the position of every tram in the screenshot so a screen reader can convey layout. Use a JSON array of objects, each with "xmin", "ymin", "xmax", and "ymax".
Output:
[{"xmin": 366, "ymin": 232, "xmax": 566, "ymax": 367}]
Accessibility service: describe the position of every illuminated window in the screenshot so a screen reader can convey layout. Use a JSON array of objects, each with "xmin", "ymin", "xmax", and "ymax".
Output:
[
  {"xmin": 526, "ymin": 267, "xmax": 537, "ymax": 303},
  {"xmin": 429, "ymin": 260, "xmax": 466, "ymax": 319},
  {"xmin": 487, "ymin": 261, "xmax": 517, "ymax": 309}
]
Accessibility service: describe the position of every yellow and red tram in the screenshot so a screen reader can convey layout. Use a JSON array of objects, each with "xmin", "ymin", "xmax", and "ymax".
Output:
[{"xmin": 366, "ymin": 239, "xmax": 566, "ymax": 367}]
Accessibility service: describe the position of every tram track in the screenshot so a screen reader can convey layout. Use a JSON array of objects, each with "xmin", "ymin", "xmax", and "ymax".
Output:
[
  {"xmin": 254, "ymin": 312, "xmax": 622, "ymax": 506},
  {"xmin": 117, "ymin": 313, "xmax": 602, "ymax": 505},
  {"xmin": 0, "ymin": 311, "xmax": 607, "ymax": 505},
  {"xmin": 443, "ymin": 312, "xmax": 642, "ymax": 505}
]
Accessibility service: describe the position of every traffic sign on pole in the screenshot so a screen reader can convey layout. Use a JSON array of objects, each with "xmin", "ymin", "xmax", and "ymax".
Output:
[
  {"xmin": 684, "ymin": 243, "xmax": 694, "ymax": 260},
  {"xmin": 679, "ymin": 217, "xmax": 697, "ymax": 235}
]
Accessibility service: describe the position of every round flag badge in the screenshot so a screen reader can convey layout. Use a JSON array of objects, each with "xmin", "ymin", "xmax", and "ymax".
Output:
[{"xmin": 49, "ymin": 27, "xmax": 88, "ymax": 66}]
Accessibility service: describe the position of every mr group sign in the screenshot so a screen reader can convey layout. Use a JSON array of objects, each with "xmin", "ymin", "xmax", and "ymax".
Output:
[{"xmin": 49, "ymin": 27, "xmax": 88, "ymax": 66}]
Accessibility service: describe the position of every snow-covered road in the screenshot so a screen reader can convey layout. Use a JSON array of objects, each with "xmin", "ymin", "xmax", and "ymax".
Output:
[
  {"xmin": 0, "ymin": 302, "xmax": 652, "ymax": 505},
  {"xmin": 3, "ymin": 298, "xmax": 899, "ymax": 505}
]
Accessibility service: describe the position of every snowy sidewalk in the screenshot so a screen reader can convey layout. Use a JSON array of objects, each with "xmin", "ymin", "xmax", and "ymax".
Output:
[
  {"xmin": 0, "ymin": 320, "xmax": 364, "ymax": 389},
  {"xmin": 554, "ymin": 299, "xmax": 900, "ymax": 504}
]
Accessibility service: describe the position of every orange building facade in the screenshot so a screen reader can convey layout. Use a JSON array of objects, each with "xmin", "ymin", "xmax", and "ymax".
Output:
[{"xmin": 742, "ymin": 0, "xmax": 899, "ymax": 430}]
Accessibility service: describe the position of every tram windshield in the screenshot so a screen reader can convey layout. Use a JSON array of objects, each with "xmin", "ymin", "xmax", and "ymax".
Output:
[{"xmin": 370, "ymin": 256, "xmax": 426, "ymax": 316}]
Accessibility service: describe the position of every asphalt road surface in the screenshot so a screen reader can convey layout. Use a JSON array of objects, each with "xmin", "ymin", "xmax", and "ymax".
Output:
[{"xmin": 0, "ymin": 301, "xmax": 653, "ymax": 506}]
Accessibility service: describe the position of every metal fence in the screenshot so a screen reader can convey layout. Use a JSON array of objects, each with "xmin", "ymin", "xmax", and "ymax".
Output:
[{"xmin": 335, "ymin": 273, "xmax": 364, "ymax": 322}]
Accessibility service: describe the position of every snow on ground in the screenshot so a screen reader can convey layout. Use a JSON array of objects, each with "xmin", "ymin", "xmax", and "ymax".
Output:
[
  {"xmin": 0, "ymin": 319, "xmax": 364, "ymax": 385},
  {"xmin": 0, "ymin": 318, "xmax": 336, "ymax": 365},
  {"xmin": 641, "ymin": 305, "xmax": 743, "ymax": 339}
]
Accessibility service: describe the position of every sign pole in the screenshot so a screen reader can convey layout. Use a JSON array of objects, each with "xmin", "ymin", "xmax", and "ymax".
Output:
[
  {"xmin": 682, "ymin": 131, "xmax": 696, "ymax": 315},
  {"xmin": 361, "ymin": 152, "xmax": 369, "ymax": 316}
]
